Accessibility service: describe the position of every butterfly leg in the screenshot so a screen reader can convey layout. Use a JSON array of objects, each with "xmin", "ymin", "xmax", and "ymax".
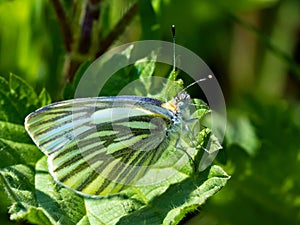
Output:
[
  {"xmin": 174, "ymin": 136, "xmax": 196, "ymax": 173},
  {"xmin": 184, "ymin": 118, "xmax": 212, "ymax": 154}
]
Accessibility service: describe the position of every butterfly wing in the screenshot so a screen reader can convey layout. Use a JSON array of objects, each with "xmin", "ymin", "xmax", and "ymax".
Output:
[{"xmin": 25, "ymin": 96, "xmax": 177, "ymax": 196}]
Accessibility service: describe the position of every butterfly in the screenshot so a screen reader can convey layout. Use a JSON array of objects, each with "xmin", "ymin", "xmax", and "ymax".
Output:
[{"xmin": 24, "ymin": 75, "xmax": 212, "ymax": 197}]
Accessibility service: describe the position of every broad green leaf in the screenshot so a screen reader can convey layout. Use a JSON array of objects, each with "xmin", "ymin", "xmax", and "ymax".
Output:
[
  {"xmin": 0, "ymin": 74, "xmax": 48, "ymax": 168},
  {"xmin": 0, "ymin": 164, "xmax": 51, "ymax": 225},
  {"xmin": 34, "ymin": 157, "xmax": 228, "ymax": 225},
  {"xmin": 35, "ymin": 158, "xmax": 85, "ymax": 225},
  {"xmin": 226, "ymin": 112, "xmax": 260, "ymax": 156},
  {"xmin": 0, "ymin": 74, "xmax": 51, "ymax": 224}
]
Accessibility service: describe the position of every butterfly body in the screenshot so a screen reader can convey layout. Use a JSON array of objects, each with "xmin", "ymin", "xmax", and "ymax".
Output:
[{"xmin": 25, "ymin": 93, "xmax": 193, "ymax": 197}]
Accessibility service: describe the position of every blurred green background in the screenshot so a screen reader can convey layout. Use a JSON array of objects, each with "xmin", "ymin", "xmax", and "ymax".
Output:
[{"xmin": 1, "ymin": 0, "xmax": 300, "ymax": 224}]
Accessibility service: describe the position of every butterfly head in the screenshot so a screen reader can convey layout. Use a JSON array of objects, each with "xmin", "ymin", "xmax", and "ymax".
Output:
[
  {"xmin": 173, "ymin": 92, "xmax": 191, "ymax": 112},
  {"xmin": 162, "ymin": 92, "xmax": 191, "ymax": 115},
  {"xmin": 163, "ymin": 75, "xmax": 213, "ymax": 115}
]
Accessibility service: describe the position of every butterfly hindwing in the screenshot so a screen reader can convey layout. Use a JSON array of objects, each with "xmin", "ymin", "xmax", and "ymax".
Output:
[{"xmin": 25, "ymin": 96, "xmax": 177, "ymax": 196}]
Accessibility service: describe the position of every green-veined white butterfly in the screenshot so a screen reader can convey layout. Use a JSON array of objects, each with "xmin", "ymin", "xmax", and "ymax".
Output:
[{"xmin": 24, "ymin": 75, "xmax": 212, "ymax": 197}]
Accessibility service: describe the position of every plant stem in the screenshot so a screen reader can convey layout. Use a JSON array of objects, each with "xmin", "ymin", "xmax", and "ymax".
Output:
[
  {"xmin": 89, "ymin": 0, "xmax": 103, "ymax": 4},
  {"xmin": 78, "ymin": 0, "xmax": 102, "ymax": 54},
  {"xmin": 95, "ymin": 2, "xmax": 139, "ymax": 58},
  {"xmin": 57, "ymin": 1, "xmax": 139, "ymax": 88},
  {"xmin": 49, "ymin": 0, "xmax": 73, "ymax": 53}
]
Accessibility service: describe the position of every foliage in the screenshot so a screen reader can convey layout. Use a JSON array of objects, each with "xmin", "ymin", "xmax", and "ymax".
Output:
[
  {"xmin": 1, "ymin": 0, "xmax": 300, "ymax": 225},
  {"xmin": 188, "ymin": 97, "xmax": 300, "ymax": 225},
  {"xmin": 0, "ymin": 64, "xmax": 228, "ymax": 225}
]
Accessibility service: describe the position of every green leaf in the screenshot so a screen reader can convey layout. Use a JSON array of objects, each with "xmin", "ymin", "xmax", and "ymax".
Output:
[
  {"xmin": 37, "ymin": 89, "xmax": 52, "ymax": 108},
  {"xmin": 0, "ymin": 75, "xmax": 51, "ymax": 224},
  {"xmin": 120, "ymin": 165, "xmax": 229, "ymax": 225},
  {"xmin": 0, "ymin": 74, "xmax": 51, "ymax": 124},
  {"xmin": 35, "ymin": 157, "xmax": 228, "ymax": 225},
  {"xmin": 0, "ymin": 75, "xmax": 47, "ymax": 168},
  {"xmin": 35, "ymin": 158, "xmax": 85, "ymax": 225},
  {"xmin": 98, "ymin": 45, "xmax": 139, "ymax": 96},
  {"xmin": 162, "ymin": 166, "xmax": 229, "ymax": 225},
  {"xmin": 132, "ymin": 52, "xmax": 157, "ymax": 96},
  {"xmin": 226, "ymin": 112, "xmax": 260, "ymax": 156},
  {"xmin": 0, "ymin": 164, "xmax": 51, "ymax": 225}
]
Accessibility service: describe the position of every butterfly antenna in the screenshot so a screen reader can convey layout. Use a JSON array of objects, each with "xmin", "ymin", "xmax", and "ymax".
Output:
[
  {"xmin": 172, "ymin": 25, "xmax": 176, "ymax": 72},
  {"xmin": 178, "ymin": 74, "xmax": 213, "ymax": 95}
]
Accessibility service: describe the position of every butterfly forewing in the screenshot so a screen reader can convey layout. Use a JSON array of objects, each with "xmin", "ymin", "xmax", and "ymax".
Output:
[{"xmin": 25, "ymin": 96, "xmax": 180, "ymax": 196}]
